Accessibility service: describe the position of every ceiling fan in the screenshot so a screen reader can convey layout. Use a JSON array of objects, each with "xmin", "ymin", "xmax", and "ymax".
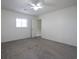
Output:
[
  {"xmin": 24, "ymin": 0, "xmax": 53, "ymax": 11},
  {"xmin": 29, "ymin": 2, "xmax": 43, "ymax": 11},
  {"xmin": 24, "ymin": 0, "xmax": 43, "ymax": 11}
]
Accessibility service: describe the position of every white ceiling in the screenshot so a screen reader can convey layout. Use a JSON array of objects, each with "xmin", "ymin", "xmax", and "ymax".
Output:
[{"xmin": 1, "ymin": 0, "xmax": 77, "ymax": 16}]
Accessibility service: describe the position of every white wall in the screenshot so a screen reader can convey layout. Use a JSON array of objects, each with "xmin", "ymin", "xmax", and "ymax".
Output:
[
  {"xmin": 1, "ymin": 9, "xmax": 37, "ymax": 42},
  {"xmin": 40, "ymin": 5, "xmax": 77, "ymax": 46}
]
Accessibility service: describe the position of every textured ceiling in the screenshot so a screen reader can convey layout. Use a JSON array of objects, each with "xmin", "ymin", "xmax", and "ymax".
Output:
[{"xmin": 1, "ymin": 0, "xmax": 77, "ymax": 16}]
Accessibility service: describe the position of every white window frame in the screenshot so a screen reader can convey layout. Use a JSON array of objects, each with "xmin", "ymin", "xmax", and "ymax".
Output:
[{"xmin": 16, "ymin": 18, "xmax": 28, "ymax": 28}]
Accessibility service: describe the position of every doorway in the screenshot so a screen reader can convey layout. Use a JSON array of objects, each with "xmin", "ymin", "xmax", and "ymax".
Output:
[{"xmin": 32, "ymin": 19, "xmax": 41, "ymax": 37}]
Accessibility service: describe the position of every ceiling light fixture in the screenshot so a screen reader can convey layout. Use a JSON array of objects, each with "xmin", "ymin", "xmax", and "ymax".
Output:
[{"xmin": 30, "ymin": 3, "xmax": 43, "ymax": 11}]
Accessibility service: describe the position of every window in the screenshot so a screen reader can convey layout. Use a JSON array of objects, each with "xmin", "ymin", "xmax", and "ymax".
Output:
[{"xmin": 16, "ymin": 18, "xmax": 28, "ymax": 27}]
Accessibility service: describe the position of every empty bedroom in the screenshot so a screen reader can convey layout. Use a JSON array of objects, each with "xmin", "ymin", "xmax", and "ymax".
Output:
[{"xmin": 1, "ymin": 0, "xmax": 77, "ymax": 59}]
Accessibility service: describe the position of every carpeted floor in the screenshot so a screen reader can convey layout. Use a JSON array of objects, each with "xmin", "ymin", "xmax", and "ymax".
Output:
[{"xmin": 1, "ymin": 37, "xmax": 77, "ymax": 59}]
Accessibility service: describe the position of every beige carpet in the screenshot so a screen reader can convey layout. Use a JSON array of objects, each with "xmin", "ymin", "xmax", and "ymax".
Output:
[{"xmin": 1, "ymin": 37, "xmax": 77, "ymax": 59}]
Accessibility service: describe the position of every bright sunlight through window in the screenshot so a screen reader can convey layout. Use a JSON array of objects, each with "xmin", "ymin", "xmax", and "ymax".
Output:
[{"xmin": 16, "ymin": 18, "xmax": 28, "ymax": 28}]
